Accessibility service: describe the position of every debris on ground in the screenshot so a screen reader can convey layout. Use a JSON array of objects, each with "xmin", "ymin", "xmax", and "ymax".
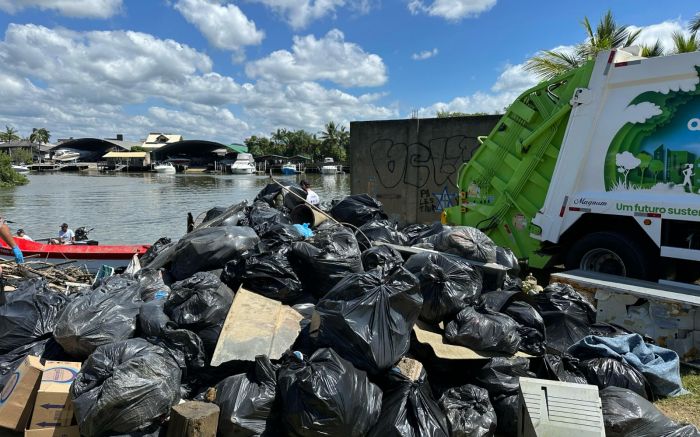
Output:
[{"xmin": 0, "ymin": 188, "xmax": 697, "ymax": 436}]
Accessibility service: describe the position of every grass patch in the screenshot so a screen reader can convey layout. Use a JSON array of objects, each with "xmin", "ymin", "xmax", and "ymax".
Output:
[{"xmin": 655, "ymin": 367, "xmax": 700, "ymax": 427}]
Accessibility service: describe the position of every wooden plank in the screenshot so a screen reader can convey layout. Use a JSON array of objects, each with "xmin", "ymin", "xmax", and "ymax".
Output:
[
  {"xmin": 210, "ymin": 288, "xmax": 303, "ymax": 366},
  {"xmin": 166, "ymin": 401, "xmax": 219, "ymax": 437}
]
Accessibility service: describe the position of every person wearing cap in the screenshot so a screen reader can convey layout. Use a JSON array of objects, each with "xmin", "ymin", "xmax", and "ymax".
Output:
[
  {"xmin": 300, "ymin": 180, "xmax": 320, "ymax": 205},
  {"xmin": 0, "ymin": 218, "xmax": 23, "ymax": 263},
  {"xmin": 15, "ymin": 229, "xmax": 32, "ymax": 241},
  {"xmin": 56, "ymin": 223, "xmax": 75, "ymax": 245}
]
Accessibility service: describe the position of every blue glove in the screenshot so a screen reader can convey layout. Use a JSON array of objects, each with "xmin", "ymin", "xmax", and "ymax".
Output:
[{"xmin": 12, "ymin": 246, "xmax": 23, "ymax": 264}]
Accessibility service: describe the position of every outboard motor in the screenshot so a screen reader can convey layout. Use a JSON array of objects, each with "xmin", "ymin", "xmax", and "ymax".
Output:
[{"xmin": 75, "ymin": 227, "xmax": 98, "ymax": 245}]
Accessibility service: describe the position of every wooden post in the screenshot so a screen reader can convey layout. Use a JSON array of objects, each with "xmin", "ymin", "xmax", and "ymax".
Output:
[{"xmin": 166, "ymin": 401, "xmax": 220, "ymax": 437}]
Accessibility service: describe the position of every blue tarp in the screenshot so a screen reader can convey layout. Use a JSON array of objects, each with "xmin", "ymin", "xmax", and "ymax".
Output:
[{"xmin": 569, "ymin": 333, "xmax": 687, "ymax": 397}]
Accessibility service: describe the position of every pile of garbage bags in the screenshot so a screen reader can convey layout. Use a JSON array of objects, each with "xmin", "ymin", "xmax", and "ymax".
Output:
[{"xmin": 0, "ymin": 189, "xmax": 696, "ymax": 437}]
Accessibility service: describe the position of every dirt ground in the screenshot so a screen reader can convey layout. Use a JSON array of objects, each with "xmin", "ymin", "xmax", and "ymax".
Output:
[{"xmin": 656, "ymin": 368, "xmax": 700, "ymax": 428}]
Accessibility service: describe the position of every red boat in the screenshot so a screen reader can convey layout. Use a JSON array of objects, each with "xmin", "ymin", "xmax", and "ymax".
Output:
[{"xmin": 0, "ymin": 238, "xmax": 150, "ymax": 268}]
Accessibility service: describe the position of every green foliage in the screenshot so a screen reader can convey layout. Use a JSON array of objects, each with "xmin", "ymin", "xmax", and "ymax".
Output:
[
  {"xmin": 526, "ymin": 10, "xmax": 639, "ymax": 80},
  {"xmin": 0, "ymin": 153, "xmax": 28, "ymax": 187},
  {"xmin": 436, "ymin": 111, "xmax": 490, "ymax": 117},
  {"xmin": 244, "ymin": 122, "xmax": 349, "ymax": 162},
  {"xmin": 28, "ymin": 128, "xmax": 50, "ymax": 144},
  {"xmin": 10, "ymin": 148, "xmax": 33, "ymax": 165},
  {"xmin": 636, "ymin": 152, "xmax": 652, "ymax": 185},
  {"xmin": 641, "ymin": 40, "xmax": 665, "ymax": 57},
  {"xmin": 130, "ymin": 145, "xmax": 147, "ymax": 152},
  {"xmin": 0, "ymin": 126, "xmax": 20, "ymax": 142},
  {"xmin": 671, "ymin": 31, "xmax": 699, "ymax": 54},
  {"xmin": 649, "ymin": 159, "xmax": 664, "ymax": 182},
  {"xmin": 690, "ymin": 13, "xmax": 700, "ymax": 34}
]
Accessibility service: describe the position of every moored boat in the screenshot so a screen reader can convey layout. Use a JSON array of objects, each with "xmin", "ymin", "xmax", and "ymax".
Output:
[
  {"xmin": 320, "ymin": 157, "xmax": 341, "ymax": 174},
  {"xmin": 0, "ymin": 238, "xmax": 150, "ymax": 270},
  {"xmin": 281, "ymin": 162, "xmax": 297, "ymax": 175},
  {"xmin": 154, "ymin": 162, "xmax": 176, "ymax": 173},
  {"xmin": 11, "ymin": 164, "xmax": 30, "ymax": 174},
  {"xmin": 52, "ymin": 149, "xmax": 81, "ymax": 162},
  {"xmin": 230, "ymin": 153, "xmax": 256, "ymax": 174}
]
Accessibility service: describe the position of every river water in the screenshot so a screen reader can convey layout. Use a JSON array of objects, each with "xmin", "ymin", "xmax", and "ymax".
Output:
[{"xmin": 0, "ymin": 172, "xmax": 351, "ymax": 244}]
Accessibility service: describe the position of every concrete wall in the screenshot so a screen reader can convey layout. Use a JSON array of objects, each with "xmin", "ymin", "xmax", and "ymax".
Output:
[{"xmin": 350, "ymin": 115, "xmax": 501, "ymax": 225}]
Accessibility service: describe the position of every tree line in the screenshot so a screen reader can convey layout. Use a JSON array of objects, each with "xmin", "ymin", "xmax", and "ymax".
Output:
[
  {"xmin": 0, "ymin": 126, "xmax": 51, "ymax": 144},
  {"xmin": 244, "ymin": 121, "xmax": 350, "ymax": 162}
]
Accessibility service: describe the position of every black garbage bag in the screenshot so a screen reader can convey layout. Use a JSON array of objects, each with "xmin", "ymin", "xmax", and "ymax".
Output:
[
  {"xmin": 600, "ymin": 386, "xmax": 700, "ymax": 437},
  {"xmin": 445, "ymin": 306, "xmax": 521, "ymax": 354},
  {"xmin": 421, "ymin": 226, "xmax": 497, "ymax": 263},
  {"xmin": 314, "ymin": 267, "xmax": 422, "ymax": 374},
  {"xmin": 361, "ymin": 245, "xmax": 405, "ymax": 272},
  {"xmin": 255, "ymin": 183, "xmax": 307, "ymax": 210},
  {"xmin": 533, "ymin": 283, "xmax": 596, "ymax": 353},
  {"xmin": 474, "ymin": 357, "xmax": 535, "ymax": 436},
  {"xmin": 170, "ymin": 226, "xmax": 260, "ymax": 281},
  {"xmin": 438, "ymin": 384, "xmax": 497, "ymax": 437},
  {"xmin": 258, "ymin": 223, "xmax": 304, "ymax": 250},
  {"xmin": 481, "ymin": 290, "xmax": 546, "ymax": 356},
  {"xmin": 216, "ymin": 355, "xmax": 279, "ymax": 436},
  {"xmin": 578, "ymin": 357, "xmax": 652, "ymax": 399},
  {"xmin": 140, "ymin": 237, "xmax": 173, "ymax": 267},
  {"xmin": 541, "ymin": 353, "xmax": 587, "ymax": 384},
  {"xmin": 355, "ymin": 220, "xmax": 409, "ymax": 251},
  {"xmin": 138, "ymin": 301, "xmax": 206, "ymax": 370},
  {"xmin": 289, "ymin": 225, "xmax": 363, "ymax": 298},
  {"xmin": 402, "ymin": 222, "xmax": 445, "ymax": 245},
  {"xmin": 236, "ymin": 247, "xmax": 305, "ymax": 304},
  {"xmin": 248, "ymin": 201, "xmax": 292, "ymax": 234},
  {"xmin": 329, "ymin": 194, "xmax": 388, "ymax": 227},
  {"xmin": 54, "ymin": 275, "xmax": 142, "ymax": 358},
  {"xmin": 368, "ymin": 369, "xmax": 449, "ymax": 437},
  {"xmin": 203, "ymin": 206, "xmax": 227, "ymax": 223},
  {"xmin": 277, "ymin": 348, "xmax": 382, "ymax": 436},
  {"xmin": 70, "ymin": 338, "xmax": 180, "ymax": 436},
  {"xmin": 496, "ymin": 247, "xmax": 520, "ymax": 276},
  {"xmin": 134, "ymin": 269, "xmax": 171, "ymax": 302},
  {"xmin": 0, "ymin": 278, "xmax": 69, "ymax": 354},
  {"xmin": 404, "ymin": 252, "xmax": 482, "ymax": 325},
  {"xmin": 164, "ymin": 272, "xmax": 233, "ymax": 357}
]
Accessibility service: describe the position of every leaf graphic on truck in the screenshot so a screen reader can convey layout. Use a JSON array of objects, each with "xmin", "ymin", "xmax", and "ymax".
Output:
[{"xmin": 605, "ymin": 66, "xmax": 700, "ymax": 194}]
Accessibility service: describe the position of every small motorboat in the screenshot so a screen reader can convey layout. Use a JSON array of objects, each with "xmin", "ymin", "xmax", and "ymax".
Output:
[
  {"xmin": 0, "ymin": 238, "xmax": 150, "ymax": 270},
  {"xmin": 281, "ymin": 162, "xmax": 297, "ymax": 175},
  {"xmin": 11, "ymin": 164, "xmax": 30, "ymax": 174},
  {"xmin": 230, "ymin": 153, "xmax": 256, "ymax": 174},
  {"xmin": 320, "ymin": 157, "xmax": 342, "ymax": 174},
  {"xmin": 154, "ymin": 162, "xmax": 176, "ymax": 173}
]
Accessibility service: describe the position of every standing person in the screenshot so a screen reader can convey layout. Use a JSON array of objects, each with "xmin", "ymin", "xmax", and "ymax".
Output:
[
  {"xmin": 0, "ymin": 220, "xmax": 23, "ymax": 263},
  {"xmin": 57, "ymin": 223, "xmax": 75, "ymax": 245},
  {"xmin": 300, "ymin": 180, "xmax": 320, "ymax": 205}
]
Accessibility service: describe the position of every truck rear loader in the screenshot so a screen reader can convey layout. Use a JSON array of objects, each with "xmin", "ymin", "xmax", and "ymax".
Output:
[{"xmin": 444, "ymin": 47, "xmax": 700, "ymax": 289}]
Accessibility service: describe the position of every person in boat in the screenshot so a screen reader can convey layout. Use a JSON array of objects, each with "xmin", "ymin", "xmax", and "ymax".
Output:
[
  {"xmin": 300, "ymin": 180, "xmax": 320, "ymax": 205},
  {"xmin": 52, "ymin": 223, "xmax": 75, "ymax": 245},
  {"xmin": 0, "ymin": 219, "xmax": 23, "ymax": 263},
  {"xmin": 15, "ymin": 229, "xmax": 32, "ymax": 241}
]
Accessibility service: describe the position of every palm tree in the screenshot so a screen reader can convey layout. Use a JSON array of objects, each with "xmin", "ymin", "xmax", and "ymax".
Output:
[
  {"xmin": 29, "ymin": 127, "xmax": 50, "ymax": 144},
  {"xmin": 526, "ymin": 10, "xmax": 640, "ymax": 80},
  {"xmin": 689, "ymin": 13, "xmax": 700, "ymax": 34},
  {"xmin": 671, "ymin": 31, "xmax": 699, "ymax": 54},
  {"xmin": 0, "ymin": 126, "xmax": 20, "ymax": 142},
  {"xmin": 641, "ymin": 40, "xmax": 665, "ymax": 57},
  {"xmin": 320, "ymin": 121, "xmax": 349, "ymax": 162}
]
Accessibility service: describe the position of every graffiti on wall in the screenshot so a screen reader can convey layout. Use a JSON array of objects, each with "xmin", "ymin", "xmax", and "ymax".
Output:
[{"xmin": 369, "ymin": 135, "xmax": 477, "ymax": 189}]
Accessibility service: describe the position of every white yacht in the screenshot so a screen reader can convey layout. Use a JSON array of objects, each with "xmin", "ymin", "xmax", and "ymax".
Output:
[
  {"xmin": 52, "ymin": 149, "xmax": 80, "ymax": 162},
  {"xmin": 230, "ymin": 153, "xmax": 256, "ymax": 174},
  {"xmin": 11, "ymin": 164, "xmax": 29, "ymax": 174},
  {"xmin": 154, "ymin": 162, "xmax": 176, "ymax": 174},
  {"xmin": 320, "ymin": 157, "xmax": 342, "ymax": 174}
]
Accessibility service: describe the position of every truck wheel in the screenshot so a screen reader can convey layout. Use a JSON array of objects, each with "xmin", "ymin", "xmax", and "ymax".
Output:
[{"xmin": 565, "ymin": 231, "xmax": 652, "ymax": 279}]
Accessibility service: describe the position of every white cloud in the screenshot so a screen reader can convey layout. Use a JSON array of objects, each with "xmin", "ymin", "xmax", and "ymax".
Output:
[
  {"xmin": 0, "ymin": 0, "xmax": 122, "ymax": 18},
  {"xmin": 245, "ymin": 29, "xmax": 387, "ymax": 87},
  {"xmin": 0, "ymin": 23, "xmax": 396, "ymax": 142},
  {"xmin": 628, "ymin": 19, "xmax": 688, "ymax": 53},
  {"xmin": 250, "ymin": 0, "xmax": 345, "ymax": 30},
  {"xmin": 174, "ymin": 0, "xmax": 264, "ymax": 52},
  {"xmin": 412, "ymin": 48, "xmax": 438, "ymax": 60},
  {"xmin": 408, "ymin": 0, "xmax": 496, "ymax": 21}
]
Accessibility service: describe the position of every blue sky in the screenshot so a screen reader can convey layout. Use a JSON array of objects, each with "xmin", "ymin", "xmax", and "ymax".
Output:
[{"xmin": 0, "ymin": 0, "xmax": 697, "ymax": 144}]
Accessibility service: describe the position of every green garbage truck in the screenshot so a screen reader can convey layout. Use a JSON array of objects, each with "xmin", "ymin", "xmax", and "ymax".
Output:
[{"xmin": 443, "ymin": 48, "xmax": 700, "ymax": 286}]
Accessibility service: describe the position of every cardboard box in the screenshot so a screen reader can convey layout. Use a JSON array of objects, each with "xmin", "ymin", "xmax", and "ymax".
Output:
[
  {"xmin": 24, "ymin": 425, "xmax": 80, "ymax": 437},
  {"xmin": 0, "ymin": 355, "xmax": 44, "ymax": 431},
  {"xmin": 30, "ymin": 361, "xmax": 82, "ymax": 429}
]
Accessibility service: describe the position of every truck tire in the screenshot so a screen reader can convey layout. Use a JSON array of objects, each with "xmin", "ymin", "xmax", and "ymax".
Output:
[{"xmin": 564, "ymin": 231, "xmax": 652, "ymax": 279}]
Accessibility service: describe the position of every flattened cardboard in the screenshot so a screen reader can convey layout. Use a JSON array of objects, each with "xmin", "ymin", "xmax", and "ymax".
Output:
[
  {"xmin": 210, "ymin": 288, "xmax": 304, "ymax": 365},
  {"xmin": 413, "ymin": 320, "xmax": 531, "ymax": 359},
  {"xmin": 0, "ymin": 356, "xmax": 44, "ymax": 431},
  {"xmin": 30, "ymin": 361, "xmax": 82, "ymax": 429},
  {"xmin": 24, "ymin": 425, "xmax": 80, "ymax": 437}
]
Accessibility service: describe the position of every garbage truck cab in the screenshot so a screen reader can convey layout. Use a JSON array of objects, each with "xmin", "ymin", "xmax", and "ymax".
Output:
[{"xmin": 444, "ymin": 48, "xmax": 700, "ymax": 287}]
